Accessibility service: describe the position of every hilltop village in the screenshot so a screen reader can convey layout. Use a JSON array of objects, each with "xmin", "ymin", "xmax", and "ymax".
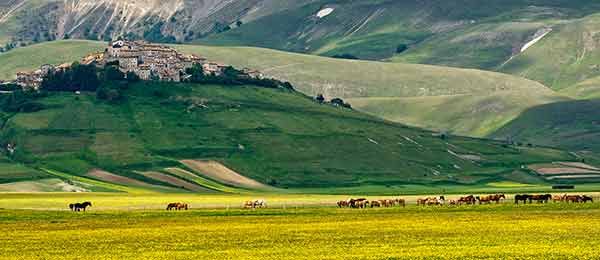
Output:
[{"xmin": 14, "ymin": 41, "xmax": 263, "ymax": 90}]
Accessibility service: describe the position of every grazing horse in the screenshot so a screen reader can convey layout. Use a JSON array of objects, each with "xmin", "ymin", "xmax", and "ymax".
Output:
[
  {"xmin": 458, "ymin": 195, "xmax": 476, "ymax": 205},
  {"xmin": 243, "ymin": 201, "xmax": 255, "ymax": 209},
  {"xmin": 348, "ymin": 198, "xmax": 367, "ymax": 208},
  {"xmin": 490, "ymin": 194, "xmax": 506, "ymax": 204},
  {"xmin": 370, "ymin": 200, "xmax": 382, "ymax": 208},
  {"xmin": 564, "ymin": 195, "xmax": 582, "ymax": 203},
  {"xmin": 394, "ymin": 198, "xmax": 406, "ymax": 208},
  {"xmin": 167, "ymin": 203, "xmax": 182, "ymax": 210},
  {"xmin": 529, "ymin": 194, "xmax": 552, "ymax": 204},
  {"xmin": 581, "ymin": 195, "xmax": 594, "ymax": 203},
  {"xmin": 514, "ymin": 194, "xmax": 530, "ymax": 204},
  {"xmin": 337, "ymin": 200, "xmax": 349, "ymax": 208},
  {"xmin": 476, "ymin": 196, "xmax": 492, "ymax": 205},
  {"xmin": 69, "ymin": 202, "xmax": 92, "ymax": 212},
  {"xmin": 417, "ymin": 198, "xmax": 428, "ymax": 206},
  {"xmin": 253, "ymin": 199, "xmax": 267, "ymax": 208},
  {"xmin": 380, "ymin": 199, "xmax": 395, "ymax": 207},
  {"xmin": 448, "ymin": 199, "xmax": 457, "ymax": 206},
  {"xmin": 553, "ymin": 195, "xmax": 566, "ymax": 203},
  {"xmin": 354, "ymin": 200, "xmax": 369, "ymax": 208},
  {"xmin": 177, "ymin": 203, "xmax": 189, "ymax": 210}
]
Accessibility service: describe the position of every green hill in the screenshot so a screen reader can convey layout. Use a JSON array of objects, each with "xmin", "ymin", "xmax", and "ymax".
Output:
[
  {"xmin": 0, "ymin": 81, "xmax": 577, "ymax": 192},
  {"xmin": 205, "ymin": 0, "xmax": 600, "ymax": 67},
  {"xmin": 561, "ymin": 76, "xmax": 600, "ymax": 99},
  {"xmin": 499, "ymin": 14, "xmax": 600, "ymax": 90},
  {"xmin": 0, "ymin": 40, "xmax": 563, "ymax": 137},
  {"xmin": 491, "ymin": 99, "xmax": 600, "ymax": 152}
]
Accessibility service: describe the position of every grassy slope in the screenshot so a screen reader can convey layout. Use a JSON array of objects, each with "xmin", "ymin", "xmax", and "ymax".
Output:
[
  {"xmin": 0, "ymin": 40, "xmax": 564, "ymax": 137},
  {"xmin": 2, "ymin": 204, "xmax": 600, "ymax": 259},
  {"xmin": 205, "ymin": 0, "xmax": 600, "ymax": 68},
  {"xmin": 499, "ymin": 14, "xmax": 600, "ymax": 90},
  {"xmin": 0, "ymin": 82, "xmax": 576, "ymax": 190},
  {"xmin": 491, "ymin": 99, "xmax": 600, "ymax": 152},
  {"xmin": 0, "ymin": 40, "xmax": 104, "ymax": 80}
]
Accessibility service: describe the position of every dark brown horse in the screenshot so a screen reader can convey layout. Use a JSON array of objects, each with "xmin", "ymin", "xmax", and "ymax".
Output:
[
  {"xmin": 458, "ymin": 195, "xmax": 476, "ymax": 205},
  {"xmin": 514, "ymin": 194, "xmax": 530, "ymax": 204},
  {"xmin": 337, "ymin": 200, "xmax": 349, "ymax": 208},
  {"xmin": 348, "ymin": 198, "xmax": 367, "ymax": 208},
  {"xmin": 528, "ymin": 194, "xmax": 552, "ymax": 203},
  {"xmin": 564, "ymin": 195, "xmax": 582, "ymax": 203},
  {"xmin": 167, "ymin": 202, "xmax": 184, "ymax": 210},
  {"xmin": 69, "ymin": 202, "xmax": 92, "ymax": 212}
]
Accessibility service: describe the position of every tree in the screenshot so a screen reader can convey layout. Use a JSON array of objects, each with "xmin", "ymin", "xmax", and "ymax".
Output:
[
  {"xmin": 126, "ymin": 72, "xmax": 140, "ymax": 83},
  {"xmin": 396, "ymin": 44, "xmax": 408, "ymax": 53},
  {"xmin": 103, "ymin": 65, "xmax": 125, "ymax": 81}
]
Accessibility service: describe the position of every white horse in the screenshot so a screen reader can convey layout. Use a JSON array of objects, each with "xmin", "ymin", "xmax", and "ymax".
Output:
[{"xmin": 253, "ymin": 199, "xmax": 266, "ymax": 208}]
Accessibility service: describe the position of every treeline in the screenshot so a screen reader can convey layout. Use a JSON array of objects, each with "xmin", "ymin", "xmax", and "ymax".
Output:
[{"xmin": 185, "ymin": 64, "xmax": 294, "ymax": 90}]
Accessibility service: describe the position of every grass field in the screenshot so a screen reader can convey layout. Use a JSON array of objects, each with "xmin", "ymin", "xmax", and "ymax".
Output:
[{"xmin": 1, "ymin": 193, "xmax": 600, "ymax": 259}]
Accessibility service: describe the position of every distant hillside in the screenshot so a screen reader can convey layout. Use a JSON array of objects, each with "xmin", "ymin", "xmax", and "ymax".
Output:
[
  {"xmin": 491, "ymin": 100, "xmax": 600, "ymax": 152},
  {"xmin": 3, "ymin": 0, "xmax": 600, "ymax": 69},
  {"xmin": 205, "ymin": 0, "xmax": 600, "ymax": 67},
  {"xmin": 0, "ymin": 40, "xmax": 564, "ymax": 137},
  {"xmin": 0, "ymin": 81, "xmax": 576, "ymax": 192},
  {"xmin": 499, "ymin": 14, "xmax": 600, "ymax": 91}
]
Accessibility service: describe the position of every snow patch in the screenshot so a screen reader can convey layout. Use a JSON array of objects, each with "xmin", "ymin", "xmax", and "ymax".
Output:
[
  {"xmin": 521, "ymin": 28, "xmax": 552, "ymax": 53},
  {"xmin": 316, "ymin": 8, "xmax": 334, "ymax": 18},
  {"xmin": 368, "ymin": 138, "xmax": 379, "ymax": 145}
]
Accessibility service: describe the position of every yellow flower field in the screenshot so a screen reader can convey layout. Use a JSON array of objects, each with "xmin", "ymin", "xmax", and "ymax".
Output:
[{"xmin": 1, "ymin": 194, "xmax": 599, "ymax": 259}]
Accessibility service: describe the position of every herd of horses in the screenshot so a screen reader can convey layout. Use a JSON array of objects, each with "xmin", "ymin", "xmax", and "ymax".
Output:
[
  {"xmin": 66, "ymin": 194, "xmax": 595, "ymax": 212},
  {"xmin": 242, "ymin": 199, "xmax": 267, "ymax": 209},
  {"xmin": 336, "ymin": 193, "xmax": 595, "ymax": 208},
  {"xmin": 337, "ymin": 198, "xmax": 406, "ymax": 208}
]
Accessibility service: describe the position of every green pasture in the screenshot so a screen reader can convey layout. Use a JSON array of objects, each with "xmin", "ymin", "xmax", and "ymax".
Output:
[{"xmin": 1, "ymin": 195, "xmax": 600, "ymax": 259}]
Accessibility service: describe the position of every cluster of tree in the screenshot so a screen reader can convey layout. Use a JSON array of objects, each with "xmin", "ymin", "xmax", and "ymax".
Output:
[
  {"xmin": 185, "ymin": 64, "xmax": 294, "ymax": 90},
  {"xmin": 95, "ymin": 65, "xmax": 140, "ymax": 102},
  {"xmin": 0, "ymin": 90, "xmax": 47, "ymax": 113},
  {"xmin": 41, "ymin": 63, "xmax": 100, "ymax": 92},
  {"xmin": 331, "ymin": 53, "xmax": 359, "ymax": 60},
  {"xmin": 396, "ymin": 44, "xmax": 408, "ymax": 54},
  {"xmin": 315, "ymin": 94, "xmax": 352, "ymax": 109}
]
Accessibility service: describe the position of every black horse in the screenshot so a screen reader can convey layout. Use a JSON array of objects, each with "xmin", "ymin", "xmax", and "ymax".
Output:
[
  {"xmin": 69, "ymin": 201, "xmax": 92, "ymax": 212},
  {"xmin": 514, "ymin": 194, "xmax": 530, "ymax": 204},
  {"xmin": 581, "ymin": 195, "xmax": 594, "ymax": 203}
]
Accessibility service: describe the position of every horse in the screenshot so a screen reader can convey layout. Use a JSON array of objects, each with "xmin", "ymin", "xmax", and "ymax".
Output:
[
  {"xmin": 529, "ymin": 194, "xmax": 552, "ymax": 204},
  {"xmin": 458, "ymin": 195, "xmax": 476, "ymax": 205},
  {"xmin": 348, "ymin": 198, "xmax": 367, "ymax": 208},
  {"xmin": 490, "ymin": 194, "xmax": 506, "ymax": 204},
  {"xmin": 243, "ymin": 201, "xmax": 254, "ymax": 209},
  {"xmin": 253, "ymin": 199, "xmax": 266, "ymax": 208},
  {"xmin": 448, "ymin": 200, "xmax": 457, "ymax": 206},
  {"xmin": 553, "ymin": 195, "xmax": 566, "ymax": 203},
  {"xmin": 69, "ymin": 202, "xmax": 92, "ymax": 212},
  {"xmin": 380, "ymin": 199, "xmax": 395, "ymax": 207},
  {"xmin": 167, "ymin": 203, "xmax": 182, "ymax": 210},
  {"xmin": 476, "ymin": 195, "xmax": 492, "ymax": 205},
  {"xmin": 581, "ymin": 195, "xmax": 594, "ymax": 203},
  {"xmin": 177, "ymin": 203, "xmax": 189, "ymax": 210},
  {"xmin": 337, "ymin": 200, "xmax": 349, "ymax": 208},
  {"xmin": 354, "ymin": 200, "xmax": 369, "ymax": 208},
  {"xmin": 514, "ymin": 194, "xmax": 530, "ymax": 204},
  {"xmin": 417, "ymin": 198, "xmax": 428, "ymax": 206},
  {"xmin": 564, "ymin": 195, "xmax": 582, "ymax": 203},
  {"xmin": 370, "ymin": 200, "xmax": 382, "ymax": 208},
  {"xmin": 394, "ymin": 198, "xmax": 406, "ymax": 208},
  {"xmin": 426, "ymin": 196, "xmax": 445, "ymax": 206}
]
